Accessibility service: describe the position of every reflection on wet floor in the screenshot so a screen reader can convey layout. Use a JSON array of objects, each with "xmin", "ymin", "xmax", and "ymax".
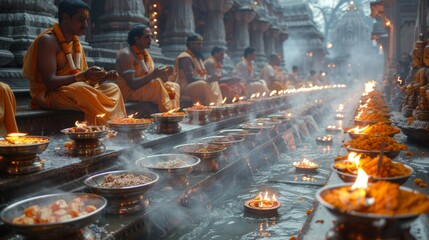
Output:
[{"xmin": 164, "ymin": 119, "xmax": 341, "ymax": 240}]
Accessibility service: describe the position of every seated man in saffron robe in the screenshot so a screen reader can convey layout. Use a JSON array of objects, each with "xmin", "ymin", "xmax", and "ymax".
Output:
[
  {"xmin": 0, "ymin": 82, "xmax": 19, "ymax": 135},
  {"xmin": 22, "ymin": 0, "xmax": 126, "ymax": 125},
  {"xmin": 259, "ymin": 53, "xmax": 286, "ymax": 91},
  {"xmin": 116, "ymin": 24, "xmax": 180, "ymax": 112},
  {"xmin": 174, "ymin": 34, "xmax": 223, "ymax": 106},
  {"xmin": 235, "ymin": 47, "xmax": 269, "ymax": 97},
  {"xmin": 206, "ymin": 47, "xmax": 243, "ymax": 102}
]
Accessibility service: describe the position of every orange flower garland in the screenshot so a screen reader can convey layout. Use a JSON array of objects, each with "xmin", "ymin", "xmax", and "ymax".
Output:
[
  {"xmin": 186, "ymin": 49, "xmax": 206, "ymax": 76},
  {"xmin": 243, "ymin": 57, "xmax": 253, "ymax": 76},
  {"xmin": 52, "ymin": 23, "xmax": 81, "ymax": 74},
  {"xmin": 131, "ymin": 45, "xmax": 150, "ymax": 74}
]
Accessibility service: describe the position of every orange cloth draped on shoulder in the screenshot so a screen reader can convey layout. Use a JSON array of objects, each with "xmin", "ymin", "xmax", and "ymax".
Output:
[
  {"xmin": 0, "ymin": 82, "xmax": 19, "ymax": 135},
  {"xmin": 174, "ymin": 49, "xmax": 222, "ymax": 105},
  {"xmin": 22, "ymin": 27, "xmax": 126, "ymax": 125},
  {"xmin": 116, "ymin": 47, "xmax": 180, "ymax": 112}
]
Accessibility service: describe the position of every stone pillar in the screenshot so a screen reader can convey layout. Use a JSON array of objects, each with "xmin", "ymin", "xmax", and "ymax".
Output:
[
  {"xmin": 0, "ymin": 0, "xmax": 57, "ymax": 67},
  {"xmin": 162, "ymin": 0, "xmax": 195, "ymax": 59},
  {"xmin": 276, "ymin": 31, "xmax": 288, "ymax": 69},
  {"xmin": 249, "ymin": 18, "xmax": 270, "ymax": 71},
  {"xmin": 90, "ymin": 0, "xmax": 148, "ymax": 50},
  {"xmin": 201, "ymin": 0, "xmax": 233, "ymax": 56},
  {"xmin": 264, "ymin": 26, "xmax": 280, "ymax": 56},
  {"xmin": 230, "ymin": 8, "xmax": 256, "ymax": 64}
]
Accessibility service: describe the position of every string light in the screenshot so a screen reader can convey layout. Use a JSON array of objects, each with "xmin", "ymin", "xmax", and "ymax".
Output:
[{"xmin": 149, "ymin": 2, "xmax": 160, "ymax": 44}]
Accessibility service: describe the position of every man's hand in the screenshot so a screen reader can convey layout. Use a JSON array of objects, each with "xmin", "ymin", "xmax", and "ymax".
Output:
[{"xmin": 84, "ymin": 66, "xmax": 106, "ymax": 86}]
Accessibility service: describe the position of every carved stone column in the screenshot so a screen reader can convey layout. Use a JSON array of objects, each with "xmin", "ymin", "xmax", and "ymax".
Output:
[
  {"xmin": 250, "ymin": 18, "xmax": 270, "ymax": 71},
  {"xmin": 264, "ymin": 26, "xmax": 280, "ymax": 56},
  {"xmin": 90, "ymin": 0, "xmax": 148, "ymax": 50},
  {"xmin": 276, "ymin": 30, "xmax": 288, "ymax": 68},
  {"xmin": 162, "ymin": 0, "xmax": 195, "ymax": 58},
  {"xmin": 201, "ymin": 0, "xmax": 233, "ymax": 56},
  {"xmin": 0, "ymin": 0, "xmax": 57, "ymax": 67},
  {"xmin": 230, "ymin": 8, "xmax": 256, "ymax": 64}
]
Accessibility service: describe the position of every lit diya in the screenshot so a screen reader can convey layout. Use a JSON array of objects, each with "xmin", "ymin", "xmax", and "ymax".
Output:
[
  {"xmin": 293, "ymin": 158, "xmax": 319, "ymax": 171},
  {"xmin": 107, "ymin": 113, "xmax": 153, "ymax": 142},
  {"xmin": 325, "ymin": 125, "xmax": 342, "ymax": 133},
  {"xmin": 335, "ymin": 113, "xmax": 344, "ymax": 120},
  {"xmin": 208, "ymin": 103, "xmax": 226, "ymax": 122},
  {"xmin": 151, "ymin": 108, "xmax": 186, "ymax": 134},
  {"xmin": 243, "ymin": 191, "xmax": 281, "ymax": 215},
  {"xmin": 184, "ymin": 102, "xmax": 212, "ymax": 125},
  {"xmin": 316, "ymin": 169, "xmax": 429, "ymax": 239},
  {"xmin": 61, "ymin": 121, "xmax": 108, "ymax": 156},
  {"xmin": 0, "ymin": 133, "xmax": 50, "ymax": 174},
  {"xmin": 315, "ymin": 135, "xmax": 333, "ymax": 145}
]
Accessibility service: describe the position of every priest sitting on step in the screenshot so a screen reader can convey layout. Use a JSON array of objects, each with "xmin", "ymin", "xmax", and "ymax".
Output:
[
  {"xmin": 116, "ymin": 24, "xmax": 180, "ymax": 113},
  {"xmin": 174, "ymin": 33, "xmax": 223, "ymax": 106},
  {"xmin": 22, "ymin": 0, "xmax": 126, "ymax": 125}
]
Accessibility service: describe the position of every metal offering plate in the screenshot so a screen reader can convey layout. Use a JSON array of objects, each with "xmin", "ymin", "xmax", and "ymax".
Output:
[
  {"xmin": 135, "ymin": 153, "xmax": 200, "ymax": 175},
  {"xmin": 0, "ymin": 136, "xmax": 50, "ymax": 156},
  {"xmin": 151, "ymin": 112, "xmax": 186, "ymax": 122},
  {"xmin": 0, "ymin": 193, "xmax": 106, "ymax": 240},
  {"xmin": 219, "ymin": 129, "xmax": 259, "ymax": 140},
  {"xmin": 84, "ymin": 170, "xmax": 159, "ymax": 214},
  {"xmin": 199, "ymin": 135, "xmax": 245, "ymax": 146},
  {"xmin": 107, "ymin": 118, "xmax": 153, "ymax": 132},
  {"xmin": 174, "ymin": 143, "xmax": 227, "ymax": 160},
  {"xmin": 61, "ymin": 126, "xmax": 108, "ymax": 140},
  {"xmin": 240, "ymin": 122, "xmax": 275, "ymax": 131},
  {"xmin": 331, "ymin": 160, "xmax": 413, "ymax": 185},
  {"xmin": 243, "ymin": 198, "xmax": 281, "ymax": 216},
  {"xmin": 345, "ymin": 146, "xmax": 400, "ymax": 159}
]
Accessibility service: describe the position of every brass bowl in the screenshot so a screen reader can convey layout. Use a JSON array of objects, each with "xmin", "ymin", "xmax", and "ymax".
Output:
[
  {"xmin": 61, "ymin": 127, "xmax": 108, "ymax": 140},
  {"xmin": 107, "ymin": 120, "xmax": 153, "ymax": 132},
  {"xmin": 345, "ymin": 146, "xmax": 400, "ymax": 159},
  {"xmin": 331, "ymin": 160, "xmax": 413, "ymax": 185},
  {"xmin": 150, "ymin": 112, "xmax": 186, "ymax": 123},
  {"xmin": 0, "ymin": 136, "xmax": 50, "ymax": 156},
  {"xmin": 0, "ymin": 193, "xmax": 106, "ymax": 239},
  {"xmin": 316, "ymin": 183, "xmax": 427, "ymax": 231},
  {"xmin": 135, "ymin": 153, "xmax": 200, "ymax": 175},
  {"xmin": 174, "ymin": 143, "xmax": 226, "ymax": 160}
]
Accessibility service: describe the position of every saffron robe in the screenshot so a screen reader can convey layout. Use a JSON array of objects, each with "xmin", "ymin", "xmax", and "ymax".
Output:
[
  {"xmin": 175, "ymin": 50, "xmax": 222, "ymax": 105},
  {"xmin": 0, "ymin": 83, "xmax": 19, "ymax": 135},
  {"xmin": 22, "ymin": 27, "xmax": 126, "ymax": 125},
  {"xmin": 116, "ymin": 50, "xmax": 180, "ymax": 112},
  {"xmin": 259, "ymin": 64, "xmax": 285, "ymax": 91},
  {"xmin": 235, "ymin": 59, "xmax": 269, "ymax": 96}
]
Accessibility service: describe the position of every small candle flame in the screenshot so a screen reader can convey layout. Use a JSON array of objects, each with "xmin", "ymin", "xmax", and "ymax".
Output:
[
  {"xmin": 222, "ymin": 97, "xmax": 227, "ymax": 104},
  {"xmin": 239, "ymin": 96, "xmax": 244, "ymax": 101},
  {"xmin": 270, "ymin": 90, "xmax": 277, "ymax": 96},
  {"xmin": 167, "ymin": 107, "xmax": 180, "ymax": 114},
  {"xmin": 262, "ymin": 92, "xmax": 266, "ymax": 97},
  {"xmin": 232, "ymin": 97, "xmax": 237, "ymax": 103},
  {"xmin": 209, "ymin": 102, "xmax": 215, "ymax": 106},
  {"xmin": 347, "ymin": 125, "xmax": 369, "ymax": 133},
  {"xmin": 250, "ymin": 94, "xmax": 256, "ymax": 99}
]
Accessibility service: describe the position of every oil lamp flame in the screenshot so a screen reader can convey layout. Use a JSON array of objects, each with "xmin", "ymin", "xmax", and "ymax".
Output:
[
  {"xmin": 270, "ymin": 90, "xmax": 277, "ymax": 96},
  {"xmin": 6, "ymin": 133, "xmax": 27, "ymax": 137},
  {"xmin": 250, "ymin": 94, "xmax": 256, "ymax": 99},
  {"xmin": 348, "ymin": 152, "xmax": 361, "ymax": 166},
  {"xmin": 256, "ymin": 92, "xmax": 260, "ymax": 98},
  {"xmin": 209, "ymin": 102, "xmax": 215, "ymax": 106},
  {"xmin": 347, "ymin": 125, "xmax": 369, "ymax": 133},
  {"xmin": 351, "ymin": 168, "xmax": 369, "ymax": 190},
  {"xmin": 167, "ymin": 107, "xmax": 180, "ymax": 114},
  {"xmin": 239, "ymin": 96, "xmax": 244, "ymax": 101},
  {"xmin": 75, "ymin": 121, "xmax": 88, "ymax": 128},
  {"xmin": 232, "ymin": 97, "xmax": 237, "ymax": 103},
  {"xmin": 127, "ymin": 112, "xmax": 138, "ymax": 118},
  {"xmin": 293, "ymin": 158, "xmax": 318, "ymax": 168},
  {"xmin": 222, "ymin": 97, "xmax": 227, "ymax": 104},
  {"xmin": 251, "ymin": 191, "xmax": 278, "ymax": 208},
  {"xmin": 262, "ymin": 92, "xmax": 266, "ymax": 97}
]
